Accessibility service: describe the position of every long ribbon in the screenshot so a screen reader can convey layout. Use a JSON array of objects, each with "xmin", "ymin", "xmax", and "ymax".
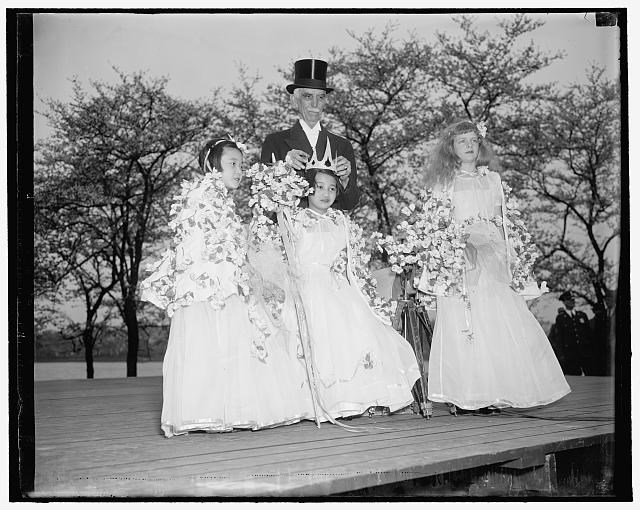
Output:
[
  {"xmin": 276, "ymin": 209, "xmax": 365, "ymax": 432},
  {"xmin": 460, "ymin": 266, "xmax": 474, "ymax": 341},
  {"xmin": 499, "ymin": 178, "xmax": 513, "ymax": 280}
]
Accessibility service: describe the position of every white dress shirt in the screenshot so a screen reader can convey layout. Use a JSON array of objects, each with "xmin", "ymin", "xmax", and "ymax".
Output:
[{"xmin": 299, "ymin": 119, "xmax": 321, "ymax": 150}]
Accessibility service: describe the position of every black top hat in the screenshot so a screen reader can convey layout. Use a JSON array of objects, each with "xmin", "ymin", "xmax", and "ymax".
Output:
[
  {"xmin": 558, "ymin": 290, "xmax": 575, "ymax": 302},
  {"xmin": 286, "ymin": 59, "xmax": 334, "ymax": 94}
]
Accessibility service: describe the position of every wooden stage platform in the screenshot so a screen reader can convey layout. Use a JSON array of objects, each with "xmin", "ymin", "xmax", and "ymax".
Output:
[{"xmin": 31, "ymin": 375, "xmax": 614, "ymax": 498}]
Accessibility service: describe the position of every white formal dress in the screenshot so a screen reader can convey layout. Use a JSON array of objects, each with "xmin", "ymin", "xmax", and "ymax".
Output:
[
  {"xmin": 140, "ymin": 173, "xmax": 313, "ymax": 437},
  {"xmin": 284, "ymin": 208, "xmax": 421, "ymax": 420},
  {"xmin": 428, "ymin": 171, "xmax": 571, "ymax": 410}
]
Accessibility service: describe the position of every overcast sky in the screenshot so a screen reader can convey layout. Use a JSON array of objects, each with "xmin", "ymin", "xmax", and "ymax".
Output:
[{"xmin": 33, "ymin": 11, "xmax": 621, "ymax": 141}]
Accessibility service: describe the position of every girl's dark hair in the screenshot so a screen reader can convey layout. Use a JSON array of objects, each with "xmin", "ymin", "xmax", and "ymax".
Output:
[
  {"xmin": 198, "ymin": 138, "xmax": 241, "ymax": 174},
  {"xmin": 304, "ymin": 167, "xmax": 342, "ymax": 201},
  {"xmin": 425, "ymin": 119, "xmax": 501, "ymax": 188}
]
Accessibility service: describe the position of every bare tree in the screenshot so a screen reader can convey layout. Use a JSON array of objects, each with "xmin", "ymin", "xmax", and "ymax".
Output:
[
  {"xmin": 509, "ymin": 67, "xmax": 620, "ymax": 372},
  {"xmin": 37, "ymin": 69, "xmax": 223, "ymax": 376},
  {"xmin": 429, "ymin": 14, "xmax": 565, "ymax": 154},
  {"xmin": 35, "ymin": 163, "xmax": 121, "ymax": 377},
  {"xmin": 326, "ymin": 25, "xmax": 443, "ymax": 235},
  {"xmin": 428, "ymin": 16, "xmax": 620, "ymax": 370}
]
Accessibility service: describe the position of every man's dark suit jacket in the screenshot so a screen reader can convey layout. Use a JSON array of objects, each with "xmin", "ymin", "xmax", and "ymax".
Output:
[
  {"xmin": 260, "ymin": 121, "xmax": 359, "ymax": 211},
  {"xmin": 549, "ymin": 308, "xmax": 594, "ymax": 376}
]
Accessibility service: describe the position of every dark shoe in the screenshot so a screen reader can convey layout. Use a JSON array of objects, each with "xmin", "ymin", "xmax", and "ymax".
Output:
[
  {"xmin": 476, "ymin": 406, "xmax": 501, "ymax": 415},
  {"xmin": 367, "ymin": 406, "xmax": 390, "ymax": 417},
  {"xmin": 449, "ymin": 404, "xmax": 474, "ymax": 416}
]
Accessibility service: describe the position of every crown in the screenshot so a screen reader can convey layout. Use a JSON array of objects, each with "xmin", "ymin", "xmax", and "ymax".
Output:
[{"xmin": 305, "ymin": 138, "xmax": 338, "ymax": 173}]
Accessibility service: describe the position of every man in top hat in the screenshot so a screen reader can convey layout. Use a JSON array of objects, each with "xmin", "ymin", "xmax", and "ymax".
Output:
[
  {"xmin": 260, "ymin": 58, "xmax": 359, "ymax": 210},
  {"xmin": 549, "ymin": 290, "xmax": 594, "ymax": 376}
]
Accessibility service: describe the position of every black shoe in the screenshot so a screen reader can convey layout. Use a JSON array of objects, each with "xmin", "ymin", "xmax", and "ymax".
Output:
[
  {"xmin": 476, "ymin": 406, "xmax": 501, "ymax": 415},
  {"xmin": 449, "ymin": 404, "xmax": 474, "ymax": 416}
]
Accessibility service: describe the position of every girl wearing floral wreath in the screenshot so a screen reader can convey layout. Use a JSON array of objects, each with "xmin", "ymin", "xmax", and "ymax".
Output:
[
  {"xmin": 422, "ymin": 120, "xmax": 570, "ymax": 414},
  {"xmin": 282, "ymin": 163, "xmax": 421, "ymax": 421},
  {"xmin": 140, "ymin": 137, "xmax": 312, "ymax": 437}
]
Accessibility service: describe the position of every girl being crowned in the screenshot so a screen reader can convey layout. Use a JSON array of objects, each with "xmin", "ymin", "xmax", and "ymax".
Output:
[
  {"xmin": 422, "ymin": 120, "xmax": 570, "ymax": 413},
  {"xmin": 274, "ymin": 146, "xmax": 421, "ymax": 422}
]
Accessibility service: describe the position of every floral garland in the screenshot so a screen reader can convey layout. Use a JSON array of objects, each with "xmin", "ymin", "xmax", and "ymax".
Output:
[
  {"xmin": 500, "ymin": 181, "xmax": 548, "ymax": 295},
  {"xmin": 465, "ymin": 166, "xmax": 546, "ymax": 295},
  {"xmin": 374, "ymin": 188, "xmax": 469, "ymax": 309},
  {"xmin": 244, "ymin": 159, "xmax": 312, "ymax": 329},
  {"xmin": 139, "ymin": 171, "xmax": 271, "ymax": 361},
  {"xmin": 303, "ymin": 209, "xmax": 396, "ymax": 324},
  {"xmin": 345, "ymin": 217, "xmax": 398, "ymax": 324},
  {"xmin": 375, "ymin": 171, "xmax": 547, "ymax": 309}
]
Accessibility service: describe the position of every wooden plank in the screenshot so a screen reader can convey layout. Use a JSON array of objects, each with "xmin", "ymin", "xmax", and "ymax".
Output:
[
  {"xmin": 499, "ymin": 450, "xmax": 547, "ymax": 469},
  {"xmin": 39, "ymin": 418, "xmax": 571, "ymax": 473},
  {"xmin": 221, "ymin": 430, "xmax": 612, "ymax": 497},
  {"xmin": 35, "ymin": 387, "xmax": 610, "ymax": 427},
  {"xmin": 33, "ymin": 426, "xmax": 613, "ymax": 497},
  {"xmin": 31, "ymin": 376, "xmax": 615, "ymax": 497},
  {"xmin": 39, "ymin": 404, "xmax": 616, "ymax": 472},
  {"xmin": 35, "ymin": 401, "xmax": 612, "ymax": 459},
  {"xmin": 34, "ymin": 418, "xmax": 612, "ymax": 496},
  {"xmin": 35, "ymin": 399, "xmax": 612, "ymax": 449},
  {"xmin": 469, "ymin": 453, "xmax": 558, "ymax": 496}
]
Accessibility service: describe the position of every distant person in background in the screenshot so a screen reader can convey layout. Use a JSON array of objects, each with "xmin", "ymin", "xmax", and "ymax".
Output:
[
  {"xmin": 549, "ymin": 290, "xmax": 594, "ymax": 376},
  {"xmin": 260, "ymin": 58, "xmax": 359, "ymax": 210}
]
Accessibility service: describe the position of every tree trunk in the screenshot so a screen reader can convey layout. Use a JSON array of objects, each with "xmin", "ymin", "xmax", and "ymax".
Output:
[
  {"xmin": 83, "ymin": 331, "xmax": 94, "ymax": 379},
  {"xmin": 591, "ymin": 304, "xmax": 611, "ymax": 376},
  {"xmin": 371, "ymin": 181, "xmax": 391, "ymax": 235},
  {"xmin": 124, "ymin": 295, "xmax": 140, "ymax": 377},
  {"xmin": 591, "ymin": 281, "xmax": 613, "ymax": 376}
]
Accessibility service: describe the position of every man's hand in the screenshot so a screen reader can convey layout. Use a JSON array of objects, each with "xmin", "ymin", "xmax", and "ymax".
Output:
[
  {"xmin": 285, "ymin": 149, "xmax": 310, "ymax": 170},
  {"xmin": 334, "ymin": 155, "xmax": 351, "ymax": 187}
]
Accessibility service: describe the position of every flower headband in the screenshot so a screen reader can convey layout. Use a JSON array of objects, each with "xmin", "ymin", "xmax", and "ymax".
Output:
[
  {"xmin": 446, "ymin": 120, "xmax": 487, "ymax": 140},
  {"xmin": 203, "ymin": 135, "xmax": 248, "ymax": 173},
  {"xmin": 476, "ymin": 121, "xmax": 487, "ymax": 138},
  {"xmin": 226, "ymin": 134, "xmax": 248, "ymax": 154}
]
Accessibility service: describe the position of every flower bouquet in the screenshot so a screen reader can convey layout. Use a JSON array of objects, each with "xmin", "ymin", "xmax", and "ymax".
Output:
[
  {"xmin": 246, "ymin": 159, "xmax": 310, "ymax": 214},
  {"xmin": 246, "ymin": 160, "xmax": 311, "ymax": 251},
  {"xmin": 374, "ymin": 188, "xmax": 469, "ymax": 309}
]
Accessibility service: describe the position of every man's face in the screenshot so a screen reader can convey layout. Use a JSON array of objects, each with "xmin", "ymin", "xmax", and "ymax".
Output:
[
  {"xmin": 563, "ymin": 298, "xmax": 575, "ymax": 310},
  {"xmin": 292, "ymin": 88, "xmax": 327, "ymax": 127}
]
